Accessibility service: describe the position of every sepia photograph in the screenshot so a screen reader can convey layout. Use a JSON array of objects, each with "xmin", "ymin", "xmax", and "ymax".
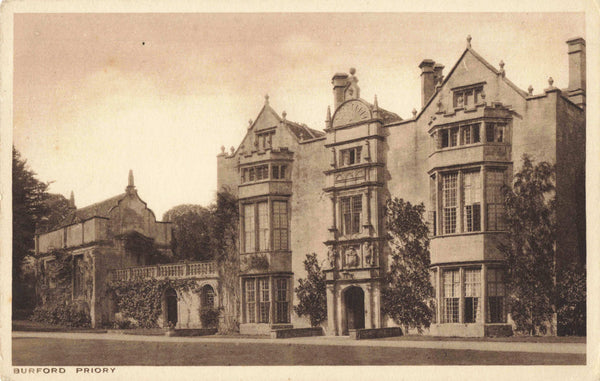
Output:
[{"xmin": 1, "ymin": 2, "xmax": 598, "ymax": 380}]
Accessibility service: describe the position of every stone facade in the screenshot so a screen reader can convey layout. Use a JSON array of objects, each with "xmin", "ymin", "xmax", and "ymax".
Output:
[
  {"xmin": 216, "ymin": 37, "xmax": 586, "ymax": 336},
  {"xmin": 35, "ymin": 172, "xmax": 218, "ymax": 329}
]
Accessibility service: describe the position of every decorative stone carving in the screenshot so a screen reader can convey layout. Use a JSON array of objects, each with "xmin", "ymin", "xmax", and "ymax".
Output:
[
  {"xmin": 332, "ymin": 100, "xmax": 370, "ymax": 127},
  {"xmin": 327, "ymin": 246, "xmax": 337, "ymax": 269},
  {"xmin": 363, "ymin": 241, "xmax": 376, "ymax": 267},
  {"xmin": 345, "ymin": 246, "xmax": 360, "ymax": 268}
]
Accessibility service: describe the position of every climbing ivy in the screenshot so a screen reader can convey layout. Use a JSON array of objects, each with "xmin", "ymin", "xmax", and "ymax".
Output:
[{"xmin": 107, "ymin": 278, "xmax": 198, "ymax": 328}]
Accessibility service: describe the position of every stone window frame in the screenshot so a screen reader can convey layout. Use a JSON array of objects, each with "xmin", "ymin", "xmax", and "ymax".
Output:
[
  {"xmin": 339, "ymin": 194, "xmax": 363, "ymax": 236},
  {"xmin": 452, "ymin": 83, "xmax": 485, "ymax": 109},
  {"xmin": 242, "ymin": 276, "xmax": 291, "ymax": 325},
  {"xmin": 241, "ymin": 197, "xmax": 289, "ymax": 254},
  {"xmin": 240, "ymin": 163, "xmax": 289, "ymax": 184},
  {"xmin": 339, "ymin": 146, "xmax": 362, "ymax": 167}
]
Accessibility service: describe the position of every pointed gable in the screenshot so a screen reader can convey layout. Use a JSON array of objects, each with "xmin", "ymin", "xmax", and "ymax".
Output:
[{"xmin": 419, "ymin": 46, "xmax": 528, "ymax": 119}]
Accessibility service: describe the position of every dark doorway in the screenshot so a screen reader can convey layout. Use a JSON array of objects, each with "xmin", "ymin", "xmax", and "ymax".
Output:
[
  {"xmin": 165, "ymin": 288, "xmax": 178, "ymax": 327},
  {"xmin": 343, "ymin": 286, "xmax": 365, "ymax": 335}
]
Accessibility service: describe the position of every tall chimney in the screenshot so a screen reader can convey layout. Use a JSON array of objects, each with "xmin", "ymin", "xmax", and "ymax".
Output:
[
  {"xmin": 419, "ymin": 59, "xmax": 436, "ymax": 109},
  {"xmin": 566, "ymin": 37, "xmax": 586, "ymax": 107},
  {"xmin": 332, "ymin": 72, "xmax": 349, "ymax": 111},
  {"xmin": 433, "ymin": 63, "xmax": 445, "ymax": 86}
]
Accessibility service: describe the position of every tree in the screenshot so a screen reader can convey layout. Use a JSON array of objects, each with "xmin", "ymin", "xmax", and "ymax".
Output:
[
  {"xmin": 501, "ymin": 155, "xmax": 556, "ymax": 335},
  {"xmin": 211, "ymin": 189, "xmax": 240, "ymax": 333},
  {"xmin": 162, "ymin": 204, "xmax": 215, "ymax": 262},
  {"xmin": 294, "ymin": 253, "xmax": 327, "ymax": 327},
  {"xmin": 12, "ymin": 148, "xmax": 50, "ymax": 315},
  {"xmin": 381, "ymin": 198, "xmax": 434, "ymax": 333}
]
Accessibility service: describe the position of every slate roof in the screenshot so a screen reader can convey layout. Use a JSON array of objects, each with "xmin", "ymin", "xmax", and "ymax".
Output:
[
  {"xmin": 40, "ymin": 193, "xmax": 125, "ymax": 233},
  {"xmin": 284, "ymin": 119, "xmax": 325, "ymax": 141}
]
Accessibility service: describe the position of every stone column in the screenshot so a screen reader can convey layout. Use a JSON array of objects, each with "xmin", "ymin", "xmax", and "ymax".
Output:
[
  {"xmin": 436, "ymin": 173, "xmax": 442, "ymax": 235},
  {"xmin": 337, "ymin": 286, "xmax": 344, "ymax": 335},
  {"xmin": 326, "ymin": 283, "xmax": 337, "ymax": 335},
  {"xmin": 373, "ymin": 282, "xmax": 381, "ymax": 328},
  {"xmin": 365, "ymin": 283, "xmax": 373, "ymax": 329},
  {"xmin": 457, "ymin": 171, "xmax": 463, "ymax": 233},
  {"xmin": 459, "ymin": 267, "xmax": 465, "ymax": 324},
  {"xmin": 481, "ymin": 165, "xmax": 487, "ymax": 232},
  {"xmin": 481, "ymin": 263, "xmax": 487, "ymax": 324},
  {"xmin": 437, "ymin": 267, "xmax": 443, "ymax": 324}
]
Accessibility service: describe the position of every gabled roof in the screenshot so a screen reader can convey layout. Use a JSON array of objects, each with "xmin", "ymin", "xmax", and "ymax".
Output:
[
  {"xmin": 41, "ymin": 193, "xmax": 126, "ymax": 233},
  {"xmin": 360, "ymin": 98, "xmax": 402, "ymax": 125},
  {"xmin": 283, "ymin": 119, "xmax": 325, "ymax": 141},
  {"xmin": 417, "ymin": 46, "xmax": 528, "ymax": 120}
]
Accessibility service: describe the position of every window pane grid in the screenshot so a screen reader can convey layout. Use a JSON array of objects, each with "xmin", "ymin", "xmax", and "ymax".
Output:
[
  {"xmin": 257, "ymin": 202, "xmax": 269, "ymax": 251},
  {"xmin": 464, "ymin": 269, "xmax": 481, "ymax": 323},
  {"xmin": 275, "ymin": 278, "xmax": 289, "ymax": 323},
  {"xmin": 259, "ymin": 278, "xmax": 270, "ymax": 323},
  {"xmin": 443, "ymin": 270, "xmax": 460, "ymax": 323},
  {"xmin": 487, "ymin": 269, "xmax": 506, "ymax": 323},
  {"xmin": 443, "ymin": 173, "xmax": 458, "ymax": 234},
  {"xmin": 245, "ymin": 279, "xmax": 256, "ymax": 323},
  {"xmin": 244, "ymin": 204, "xmax": 255, "ymax": 253},
  {"xmin": 463, "ymin": 171, "xmax": 481, "ymax": 232},
  {"xmin": 273, "ymin": 201, "xmax": 288, "ymax": 250},
  {"xmin": 487, "ymin": 170, "xmax": 506, "ymax": 231}
]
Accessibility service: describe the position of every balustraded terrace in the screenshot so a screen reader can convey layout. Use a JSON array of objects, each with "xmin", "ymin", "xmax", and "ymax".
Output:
[{"xmin": 109, "ymin": 261, "xmax": 218, "ymax": 281}]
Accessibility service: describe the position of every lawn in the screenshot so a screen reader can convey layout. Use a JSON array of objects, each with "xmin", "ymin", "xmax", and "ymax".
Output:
[
  {"xmin": 12, "ymin": 337, "xmax": 585, "ymax": 366},
  {"xmin": 383, "ymin": 334, "xmax": 586, "ymax": 344}
]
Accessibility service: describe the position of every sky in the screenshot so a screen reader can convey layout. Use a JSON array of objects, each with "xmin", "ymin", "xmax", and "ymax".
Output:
[{"xmin": 13, "ymin": 12, "xmax": 585, "ymax": 218}]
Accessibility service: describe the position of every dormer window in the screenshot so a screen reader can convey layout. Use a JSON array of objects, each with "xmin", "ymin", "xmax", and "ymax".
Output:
[
  {"xmin": 453, "ymin": 85, "xmax": 484, "ymax": 109},
  {"xmin": 340, "ymin": 146, "xmax": 362, "ymax": 167}
]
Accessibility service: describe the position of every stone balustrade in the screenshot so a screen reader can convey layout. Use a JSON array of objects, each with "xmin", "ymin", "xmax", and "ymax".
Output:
[{"xmin": 110, "ymin": 261, "xmax": 217, "ymax": 281}]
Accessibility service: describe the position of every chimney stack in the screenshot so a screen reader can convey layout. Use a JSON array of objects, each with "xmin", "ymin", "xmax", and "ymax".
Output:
[
  {"xmin": 433, "ymin": 63, "xmax": 445, "ymax": 86},
  {"xmin": 332, "ymin": 72, "xmax": 349, "ymax": 111},
  {"xmin": 419, "ymin": 59, "xmax": 436, "ymax": 109},
  {"xmin": 566, "ymin": 37, "xmax": 586, "ymax": 107}
]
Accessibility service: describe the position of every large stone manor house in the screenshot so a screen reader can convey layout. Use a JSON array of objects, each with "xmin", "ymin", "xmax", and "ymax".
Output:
[{"xmin": 35, "ymin": 36, "xmax": 586, "ymax": 337}]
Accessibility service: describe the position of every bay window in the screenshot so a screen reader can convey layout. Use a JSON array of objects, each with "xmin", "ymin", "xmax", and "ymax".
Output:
[
  {"xmin": 243, "ymin": 276, "xmax": 290, "ymax": 324},
  {"xmin": 243, "ymin": 199, "xmax": 288, "ymax": 253}
]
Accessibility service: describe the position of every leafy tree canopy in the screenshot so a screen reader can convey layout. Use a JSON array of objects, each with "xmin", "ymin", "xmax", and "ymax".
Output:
[
  {"xmin": 382, "ymin": 198, "xmax": 433, "ymax": 332},
  {"xmin": 501, "ymin": 154, "xmax": 556, "ymax": 335},
  {"xmin": 162, "ymin": 204, "xmax": 216, "ymax": 262},
  {"xmin": 294, "ymin": 253, "xmax": 327, "ymax": 327}
]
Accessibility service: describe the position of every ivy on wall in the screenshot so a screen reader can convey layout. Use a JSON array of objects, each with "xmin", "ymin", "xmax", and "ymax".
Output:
[{"xmin": 106, "ymin": 278, "xmax": 199, "ymax": 328}]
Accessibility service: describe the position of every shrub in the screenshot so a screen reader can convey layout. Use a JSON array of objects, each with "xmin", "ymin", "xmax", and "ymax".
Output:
[
  {"xmin": 31, "ymin": 302, "xmax": 91, "ymax": 328},
  {"xmin": 200, "ymin": 307, "xmax": 221, "ymax": 328}
]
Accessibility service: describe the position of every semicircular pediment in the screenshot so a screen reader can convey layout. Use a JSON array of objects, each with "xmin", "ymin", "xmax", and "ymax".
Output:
[{"xmin": 332, "ymin": 100, "xmax": 372, "ymax": 128}]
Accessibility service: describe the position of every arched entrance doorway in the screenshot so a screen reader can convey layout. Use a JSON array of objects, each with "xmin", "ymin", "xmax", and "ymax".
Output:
[
  {"xmin": 164, "ymin": 288, "xmax": 178, "ymax": 327},
  {"xmin": 343, "ymin": 286, "xmax": 365, "ymax": 335}
]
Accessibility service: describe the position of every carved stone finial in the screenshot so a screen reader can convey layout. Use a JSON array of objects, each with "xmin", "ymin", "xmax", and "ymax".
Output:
[
  {"xmin": 466, "ymin": 35, "xmax": 472, "ymax": 48},
  {"xmin": 69, "ymin": 191, "xmax": 75, "ymax": 208},
  {"xmin": 282, "ymin": 110, "xmax": 287, "ymax": 120},
  {"xmin": 373, "ymin": 94, "xmax": 379, "ymax": 109},
  {"xmin": 548, "ymin": 77, "xmax": 554, "ymax": 87},
  {"xmin": 128, "ymin": 169, "xmax": 134, "ymax": 187},
  {"xmin": 349, "ymin": 67, "xmax": 356, "ymax": 75},
  {"xmin": 230, "ymin": 146, "xmax": 235, "ymax": 155},
  {"xmin": 264, "ymin": 94, "xmax": 269, "ymax": 105},
  {"xmin": 412, "ymin": 108, "xmax": 417, "ymax": 118},
  {"xmin": 499, "ymin": 60, "xmax": 505, "ymax": 76},
  {"xmin": 220, "ymin": 145, "xmax": 225, "ymax": 154},
  {"xmin": 528, "ymin": 85, "xmax": 533, "ymax": 95}
]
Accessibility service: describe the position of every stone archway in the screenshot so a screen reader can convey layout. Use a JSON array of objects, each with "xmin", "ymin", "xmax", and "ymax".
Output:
[
  {"xmin": 201, "ymin": 284, "xmax": 215, "ymax": 309},
  {"xmin": 342, "ymin": 286, "xmax": 365, "ymax": 335},
  {"xmin": 163, "ymin": 287, "xmax": 178, "ymax": 327}
]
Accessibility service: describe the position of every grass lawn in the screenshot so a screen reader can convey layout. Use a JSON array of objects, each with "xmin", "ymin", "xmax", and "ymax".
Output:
[
  {"xmin": 12, "ymin": 337, "xmax": 585, "ymax": 365},
  {"xmin": 383, "ymin": 334, "xmax": 586, "ymax": 344}
]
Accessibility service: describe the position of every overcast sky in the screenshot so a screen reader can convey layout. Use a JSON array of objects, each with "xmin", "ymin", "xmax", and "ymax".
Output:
[{"xmin": 13, "ymin": 12, "xmax": 585, "ymax": 218}]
